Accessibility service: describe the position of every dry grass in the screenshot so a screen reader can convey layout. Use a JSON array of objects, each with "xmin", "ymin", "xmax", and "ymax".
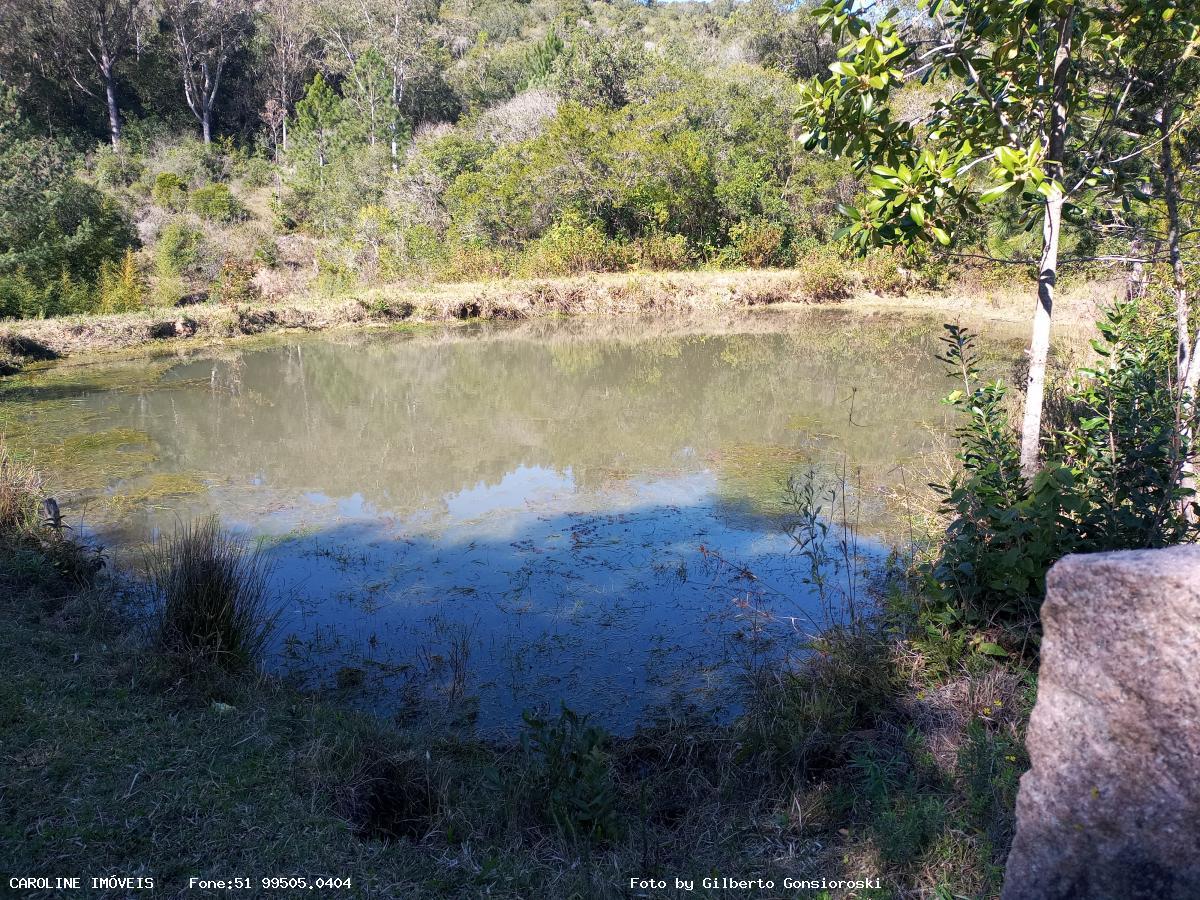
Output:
[
  {"xmin": 0, "ymin": 440, "xmax": 44, "ymax": 535},
  {"xmin": 0, "ymin": 267, "xmax": 1114, "ymax": 373}
]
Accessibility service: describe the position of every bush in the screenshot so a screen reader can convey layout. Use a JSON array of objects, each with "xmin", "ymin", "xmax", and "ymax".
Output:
[
  {"xmin": 635, "ymin": 232, "xmax": 693, "ymax": 271},
  {"xmin": 94, "ymin": 147, "xmax": 144, "ymax": 188},
  {"xmin": 235, "ymin": 154, "xmax": 274, "ymax": 189},
  {"xmin": 155, "ymin": 220, "xmax": 204, "ymax": 277},
  {"xmin": 729, "ymin": 219, "xmax": 788, "ymax": 268},
  {"xmin": 796, "ymin": 250, "xmax": 851, "ymax": 301},
  {"xmin": 151, "ymin": 172, "xmax": 187, "ymax": 209},
  {"xmin": 521, "ymin": 706, "xmax": 621, "ymax": 841},
  {"xmin": 96, "ymin": 249, "xmax": 145, "ymax": 313},
  {"xmin": 147, "ymin": 517, "xmax": 277, "ymax": 675},
  {"xmin": 930, "ymin": 313, "xmax": 1197, "ymax": 626},
  {"xmin": 211, "ymin": 258, "xmax": 261, "ymax": 305},
  {"xmin": 860, "ymin": 249, "xmax": 908, "ymax": 295},
  {"xmin": 189, "ymin": 183, "xmax": 243, "ymax": 223},
  {"xmin": 518, "ymin": 215, "xmax": 629, "ymax": 277}
]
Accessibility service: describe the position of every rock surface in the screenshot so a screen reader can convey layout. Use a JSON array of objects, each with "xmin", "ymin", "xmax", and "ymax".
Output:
[{"xmin": 1003, "ymin": 546, "xmax": 1200, "ymax": 899}]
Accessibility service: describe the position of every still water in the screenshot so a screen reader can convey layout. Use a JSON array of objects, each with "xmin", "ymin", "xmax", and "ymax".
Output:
[{"xmin": 2, "ymin": 313, "xmax": 1018, "ymax": 731}]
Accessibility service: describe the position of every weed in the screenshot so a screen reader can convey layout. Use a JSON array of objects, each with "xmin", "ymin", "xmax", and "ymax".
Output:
[
  {"xmin": 146, "ymin": 517, "xmax": 278, "ymax": 676},
  {"xmin": 521, "ymin": 705, "xmax": 622, "ymax": 842}
]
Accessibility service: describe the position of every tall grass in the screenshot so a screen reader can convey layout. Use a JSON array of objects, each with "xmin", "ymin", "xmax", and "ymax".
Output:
[
  {"xmin": 0, "ymin": 442, "xmax": 44, "ymax": 537},
  {"xmin": 147, "ymin": 517, "xmax": 278, "ymax": 674}
]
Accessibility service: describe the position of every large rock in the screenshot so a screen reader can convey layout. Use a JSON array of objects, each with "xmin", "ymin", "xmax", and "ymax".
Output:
[{"xmin": 1003, "ymin": 546, "xmax": 1200, "ymax": 899}]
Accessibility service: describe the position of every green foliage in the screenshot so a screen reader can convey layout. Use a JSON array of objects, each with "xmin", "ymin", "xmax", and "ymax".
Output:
[
  {"xmin": 518, "ymin": 215, "xmax": 629, "ymax": 276},
  {"xmin": 728, "ymin": 219, "xmax": 788, "ymax": 268},
  {"xmin": 155, "ymin": 221, "xmax": 204, "ymax": 277},
  {"xmin": 634, "ymin": 232, "xmax": 693, "ymax": 271},
  {"xmin": 188, "ymin": 183, "xmax": 243, "ymax": 223},
  {"xmin": 552, "ymin": 33, "xmax": 646, "ymax": 109},
  {"xmin": 1053, "ymin": 300, "xmax": 1196, "ymax": 548},
  {"xmin": 147, "ymin": 517, "xmax": 278, "ymax": 676},
  {"xmin": 151, "ymin": 172, "xmax": 188, "ymax": 209},
  {"xmin": 96, "ymin": 249, "xmax": 146, "ymax": 314},
  {"xmin": 931, "ymin": 315, "xmax": 1197, "ymax": 625},
  {"xmin": 524, "ymin": 30, "xmax": 564, "ymax": 86},
  {"xmin": 520, "ymin": 706, "xmax": 621, "ymax": 842},
  {"xmin": 94, "ymin": 147, "xmax": 145, "ymax": 188},
  {"xmin": 0, "ymin": 86, "xmax": 137, "ymax": 318},
  {"xmin": 931, "ymin": 325, "xmax": 1072, "ymax": 622},
  {"xmin": 796, "ymin": 250, "xmax": 850, "ymax": 301},
  {"xmin": 741, "ymin": 626, "xmax": 896, "ymax": 779},
  {"xmin": 860, "ymin": 248, "xmax": 907, "ymax": 295}
]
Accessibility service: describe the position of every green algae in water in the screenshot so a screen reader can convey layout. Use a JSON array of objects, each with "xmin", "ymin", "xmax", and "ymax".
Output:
[
  {"xmin": 37, "ymin": 428, "xmax": 158, "ymax": 491},
  {"xmin": 713, "ymin": 443, "xmax": 813, "ymax": 521},
  {"xmin": 107, "ymin": 473, "xmax": 207, "ymax": 512}
]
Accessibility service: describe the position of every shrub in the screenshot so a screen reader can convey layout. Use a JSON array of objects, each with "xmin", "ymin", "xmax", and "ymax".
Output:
[
  {"xmin": 212, "ymin": 258, "xmax": 261, "ymax": 305},
  {"xmin": 521, "ymin": 705, "xmax": 621, "ymax": 841},
  {"xmin": 635, "ymin": 232, "xmax": 693, "ymax": 271},
  {"xmin": 96, "ymin": 249, "xmax": 145, "ymax": 313},
  {"xmin": 235, "ymin": 154, "xmax": 274, "ymax": 188},
  {"xmin": 729, "ymin": 218, "xmax": 788, "ymax": 268},
  {"xmin": 151, "ymin": 172, "xmax": 187, "ymax": 209},
  {"xmin": 94, "ymin": 147, "xmax": 144, "ymax": 188},
  {"xmin": 435, "ymin": 243, "xmax": 513, "ymax": 282},
  {"xmin": 518, "ymin": 215, "xmax": 629, "ymax": 277},
  {"xmin": 147, "ymin": 517, "xmax": 277, "ymax": 675},
  {"xmin": 860, "ymin": 248, "xmax": 908, "ymax": 295},
  {"xmin": 796, "ymin": 250, "xmax": 851, "ymax": 301},
  {"xmin": 189, "ymin": 183, "xmax": 243, "ymax": 223},
  {"xmin": 155, "ymin": 220, "xmax": 203, "ymax": 277},
  {"xmin": 930, "ymin": 313, "xmax": 1197, "ymax": 626}
]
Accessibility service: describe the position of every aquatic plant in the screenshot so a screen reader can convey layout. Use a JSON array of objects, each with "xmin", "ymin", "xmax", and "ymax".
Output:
[{"xmin": 147, "ymin": 516, "xmax": 278, "ymax": 675}]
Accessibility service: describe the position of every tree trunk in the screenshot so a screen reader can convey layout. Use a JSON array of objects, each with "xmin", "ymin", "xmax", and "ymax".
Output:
[
  {"xmin": 1018, "ymin": 6, "xmax": 1074, "ymax": 481},
  {"xmin": 1162, "ymin": 107, "xmax": 1198, "ymax": 517},
  {"xmin": 1161, "ymin": 108, "xmax": 1190, "ymax": 384},
  {"xmin": 202, "ymin": 110, "xmax": 212, "ymax": 144},
  {"xmin": 103, "ymin": 71, "xmax": 122, "ymax": 148}
]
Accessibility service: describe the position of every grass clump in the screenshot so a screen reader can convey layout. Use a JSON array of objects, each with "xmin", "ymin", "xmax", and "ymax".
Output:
[
  {"xmin": 0, "ymin": 443, "xmax": 44, "ymax": 536},
  {"xmin": 147, "ymin": 516, "xmax": 277, "ymax": 676}
]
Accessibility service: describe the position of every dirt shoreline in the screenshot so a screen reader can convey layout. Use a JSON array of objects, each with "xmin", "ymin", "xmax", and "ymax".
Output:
[{"xmin": 0, "ymin": 269, "xmax": 1117, "ymax": 374}]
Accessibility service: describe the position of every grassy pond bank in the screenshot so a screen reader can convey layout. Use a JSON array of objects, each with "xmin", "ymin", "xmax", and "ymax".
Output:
[{"xmin": 1, "ymin": 302, "xmax": 1080, "ymax": 898}]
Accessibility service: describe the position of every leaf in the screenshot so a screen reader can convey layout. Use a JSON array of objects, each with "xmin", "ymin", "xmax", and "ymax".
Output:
[
  {"xmin": 930, "ymin": 225, "xmax": 951, "ymax": 245},
  {"xmin": 910, "ymin": 203, "xmax": 925, "ymax": 226},
  {"xmin": 979, "ymin": 182, "xmax": 1014, "ymax": 203},
  {"xmin": 829, "ymin": 61, "xmax": 857, "ymax": 77},
  {"xmin": 976, "ymin": 642, "xmax": 1009, "ymax": 658}
]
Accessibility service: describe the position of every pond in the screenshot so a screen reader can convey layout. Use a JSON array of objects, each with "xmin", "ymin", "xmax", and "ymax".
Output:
[{"xmin": 2, "ymin": 312, "xmax": 1022, "ymax": 732}]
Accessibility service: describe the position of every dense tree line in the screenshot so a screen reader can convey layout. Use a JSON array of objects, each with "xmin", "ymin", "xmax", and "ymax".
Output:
[{"xmin": 1, "ymin": 0, "xmax": 881, "ymax": 315}]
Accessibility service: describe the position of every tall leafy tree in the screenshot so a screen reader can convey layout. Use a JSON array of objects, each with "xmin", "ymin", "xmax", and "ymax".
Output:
[{"xmin": 798, "ymin": 0, "xmax": 1200, "ymax": 479}]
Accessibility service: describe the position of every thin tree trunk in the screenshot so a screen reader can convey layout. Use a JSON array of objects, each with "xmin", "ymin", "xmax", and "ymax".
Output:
[
  {"xmin": 103, "ymin": 70, "xmax": 122, "ymax": 147},
  {"xmin": 1162, "ymin": 106, "xmax": 1198, "ymax": 517},
  {"xmin": 202, "ymin": 109, "xmax": 211, "ymax": 144},
  {"xmin": 1162, "ymin": 107, "xmax": 1189, "ymax": 383},
  {"xmin": 1019, "ymin": 6, "xmax": 1074, "ymax": 481}
]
